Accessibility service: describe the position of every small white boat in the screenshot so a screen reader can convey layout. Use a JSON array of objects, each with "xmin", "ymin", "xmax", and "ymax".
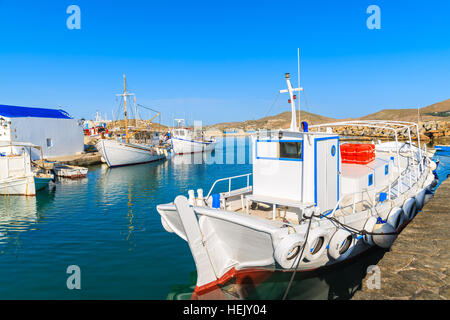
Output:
[
  {"xmin": 53, "ymin": 164, "xmax": 88, "ymax": 179},
  {"xmin": 171, "ymin": 119, "xmax": 217, "ymax": 154},
  {"xmin": 96, "ymin": 75, "xmax": 167, "ymax": 168},
  {"xmin": 157, "ymin": 73, "xmax": 438, "ymax": 297},
  {"xmin": 0, "ymin": 142, "xmax": 51, "ymax": 196}
]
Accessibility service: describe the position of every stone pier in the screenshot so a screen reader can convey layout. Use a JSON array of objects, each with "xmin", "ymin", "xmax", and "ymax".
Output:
[{"xmin": 352, "ymin": 178, "xmax": 449, "ymax": 300}]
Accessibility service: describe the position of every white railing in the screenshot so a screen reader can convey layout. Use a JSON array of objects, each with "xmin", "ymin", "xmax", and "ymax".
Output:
[
  {"xmin": 205, "ymin": 173, "xmax": 252, "ymax": 200},
  {"xmin": 325, "ymin": 161, "xmax": 425, "ymax": 219}
]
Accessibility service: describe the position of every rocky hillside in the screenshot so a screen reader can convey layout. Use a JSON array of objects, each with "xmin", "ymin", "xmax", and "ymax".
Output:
[
  {"xmin": 207, "ymin": 110, "xmax": 336, "ymax": 131},
  {"xmin": 360, "ymin": 99, "xmax": 450, "ymax": 122},
  {"xmin": 206, "ymin": 99, "xmax": 450, "ymax": 142}
]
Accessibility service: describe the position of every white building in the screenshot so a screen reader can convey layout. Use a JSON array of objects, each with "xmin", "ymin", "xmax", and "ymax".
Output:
[{"xmin": 0, "ymin": 104, "xmax": 84, "ymax": 159}]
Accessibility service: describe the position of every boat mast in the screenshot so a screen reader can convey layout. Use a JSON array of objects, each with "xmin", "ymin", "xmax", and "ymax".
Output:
[
  {"xmin": 116, "ymin": 75, "xmax": 134, "ymax": 143},
  {"xmin": 280, "ymin": 73, "xmax": 303, "ymax": 132},
  {"xmin": 123, "ymin": 75, "xmax": 129, "ymax": 143}
]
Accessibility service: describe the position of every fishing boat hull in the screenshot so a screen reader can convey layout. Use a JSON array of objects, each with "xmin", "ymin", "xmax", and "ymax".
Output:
[
  {"xmin": 157, "ymin": 138, "xmax": 438, "ymax": 296},
  {"xmin": 53, "ymin": 165, "xmax": 88, "ymax": 179},
  {"xmin": 171, "ymin": 137, "xmax": 216, "ymax": 154},
  {"xmin": 0, "ymin": 175, "xmax": 36, "ymax": 196},
  {"xmin": 96, "ymin": 139, "xmax": 166, "ymax": 167},
  {"xmin": 34, "ymin": 176, "xmax": 53, "ymax": 191}
]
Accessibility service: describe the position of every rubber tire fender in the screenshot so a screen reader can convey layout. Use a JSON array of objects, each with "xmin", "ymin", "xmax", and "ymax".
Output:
[
  {"xmin": 402, "ymin": 197, "xmax": 417, "ymax": 222},
  {"xmin": 363, "ymin": 217, "xmax": 378, "ymax": 246},
  {"xmin": 386, "ymin": 207, "xmax": 405, "ymax": 231},
  {"xmin": 274, "ymin": 233, "xmax": 305, "ymax": 269},
  {"xmin": 304, "ymin": 228, "xmax": 330, "ymax": 262},
  {"xmin": 328, "ymin": 229, "xmax": 356, "ymax": 261},
  {"xmin": 415, "ymin": 188, "xmax": 426, "ymax": 211}
]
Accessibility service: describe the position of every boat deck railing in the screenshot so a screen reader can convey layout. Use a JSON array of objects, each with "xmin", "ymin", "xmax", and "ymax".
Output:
[
  {"xmin": 329, "ymin": 158, "xmax": 428, "ymax": 220},
  {"xmin": 206, "ymin": 173, "xmax": 252, "ymax": 201}
]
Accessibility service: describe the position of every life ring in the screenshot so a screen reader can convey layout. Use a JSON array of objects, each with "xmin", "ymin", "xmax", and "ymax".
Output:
[
  {"xmin": 372, "ymin": 223, "xmax": 397, "ymax": 248},
  {"xmin": 402, "ymin": 197, "xmax": 417, "ymax": 222},
  {"xmin": 386, "ymin": 207, "xmax": 405, "ymax": 230},
  {"xmin": 304, "ymin": 228, "xmax": 330, "ymax": 262},
  {"xmin": 274, "ymin": 233, "xmax": 305, "ymax": 269},
  {"xmin": 328, "ymin": 229, "xmax": 356, "ymax": 261},
  {"xmin": 363, "ymin": 217, "xmax": 378, "ymax": 246},
  {"xmin": 415, "ymin": 188, "xmax": 426, "ymax": 211}
]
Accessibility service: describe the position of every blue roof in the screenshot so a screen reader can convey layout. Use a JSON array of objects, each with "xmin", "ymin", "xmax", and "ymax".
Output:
[{"xmin": 0, "ymin": 105, "xmax": 72, "ymax": 119}]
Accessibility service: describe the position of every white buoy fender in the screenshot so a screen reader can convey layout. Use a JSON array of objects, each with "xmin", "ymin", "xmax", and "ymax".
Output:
[
  {"xmin": 372, "ymin": 223, "xmax": 397, "ymax": 249},
  {"xmin": 161, "ymin": 216, "xmax": 174, "ymax": 233},
  {"xmin": 274, "ymin": 234, "xmax": 305, "ymax": 269},
  {"xmin": 363, "ymin": 217, "xmax": 378, "ymax": 246},
  {"xmin": 415, "ymin": 189, "xmax": 426, "ymax": 211},
  {"xmin": 402, "ymin": 198, "xmax": 417, "ymax": 221},
  {"xmin": 328, "ymin": 229, "xmax": 356, "ymax": 261},
  {"xmin": 304, "ymin": 228, "xmax": 330, "ymax": 262},
  {"xmin": 386, "ymin": 207, "xmax": 405, "ymax": 230}
]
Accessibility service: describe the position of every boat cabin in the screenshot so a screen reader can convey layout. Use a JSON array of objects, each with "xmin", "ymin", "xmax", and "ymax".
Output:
[{"xmin": 252, "ymin": 130, "xmax": 340, "ymax": 214}]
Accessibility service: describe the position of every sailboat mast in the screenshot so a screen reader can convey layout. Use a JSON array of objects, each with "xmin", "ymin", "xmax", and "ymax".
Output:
[{"xmin": 123, "ymin": 74, "xmax": 129, "ymax": 143}]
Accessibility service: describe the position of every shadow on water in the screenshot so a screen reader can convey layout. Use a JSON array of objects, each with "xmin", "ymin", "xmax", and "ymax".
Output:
[{"xmin": 167, "ymin": 246, "xmax": 388, "ymax": 300}]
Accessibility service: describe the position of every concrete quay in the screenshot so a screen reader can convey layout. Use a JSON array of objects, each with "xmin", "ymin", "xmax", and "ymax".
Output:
[{"xmin": 352, "ymin": 178, "xmax": 449, "ymax": 300}]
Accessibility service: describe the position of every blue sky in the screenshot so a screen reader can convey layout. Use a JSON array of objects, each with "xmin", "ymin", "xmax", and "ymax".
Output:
[{"xmin": 0, "ymin": 0, "xmax": 449, "ymax": 125}]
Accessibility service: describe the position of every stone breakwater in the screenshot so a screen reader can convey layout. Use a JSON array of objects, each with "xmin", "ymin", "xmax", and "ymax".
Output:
[
  {"xmin": 332, "ymin": 121, "xmax": 450, "ymax": 143},
  {"xmin": 352, "ymin": 178, "xmax": 450, "ymax": 300}
]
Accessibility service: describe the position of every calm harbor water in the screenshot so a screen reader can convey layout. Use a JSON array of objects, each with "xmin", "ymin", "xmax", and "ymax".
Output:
[{"xmin": 0, "ymin": 138, "xmax": 448, "ymax": 299}]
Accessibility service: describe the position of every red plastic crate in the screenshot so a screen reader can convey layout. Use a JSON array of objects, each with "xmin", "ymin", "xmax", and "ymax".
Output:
[{"xmin": 340, "ymin": 143, "xmax": 375, "ymax": 165}]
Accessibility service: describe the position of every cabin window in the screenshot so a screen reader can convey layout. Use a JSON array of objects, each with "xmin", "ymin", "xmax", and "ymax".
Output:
[
  {"xmin": 46, "ymin": 138, "xmax": 53, "ymax": 148},
  {"xmin": 385, "ymin": 164, "xmax": 389, "ymax": 175},
  {"xmin": 368, "ymin": 173, "xmax": 374, "ymax": 186},
  {"xmin": 279, "ymin": 141, "xmax": 302, "ymax": 160}
]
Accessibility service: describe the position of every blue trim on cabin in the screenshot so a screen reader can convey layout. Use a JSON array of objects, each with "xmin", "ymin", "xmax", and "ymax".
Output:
[
  {"xmin": 314, "ymin": 136, "xmax": 340, "ymax": 208},
  {"xmin": 255, "ymin": 139, "xmax": 304, "ymax": 161},
  {"xmin": 0, "ymin": 105, "xmax": 72, "ymax": 119}
]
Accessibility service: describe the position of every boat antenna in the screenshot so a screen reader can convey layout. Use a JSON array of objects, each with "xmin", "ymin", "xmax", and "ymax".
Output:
[{"xmin": 297, "ymin": 48, "xmax": 301, "ymax": 130}]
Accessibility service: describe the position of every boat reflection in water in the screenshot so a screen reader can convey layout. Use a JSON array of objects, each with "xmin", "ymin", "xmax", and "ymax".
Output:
[
  {"xmin": 167, "ymin": 246, "xmax": 387, "ymax": 300},
  {"xmin": 0, "ymin": 189, "xmax": 56, "ymax": 244}
]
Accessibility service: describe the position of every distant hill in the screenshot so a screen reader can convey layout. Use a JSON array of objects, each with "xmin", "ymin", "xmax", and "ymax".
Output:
[
  {"xmin": 360, "ymin": 99, "xmax": 450, "ymax": 122},
  {"xmin": 207, "ymin": 110, "xmax": 336, "ymax": 131},
  {"xmin": 208, "ymin": 99, "xmax": 450, "ymax": 131}
]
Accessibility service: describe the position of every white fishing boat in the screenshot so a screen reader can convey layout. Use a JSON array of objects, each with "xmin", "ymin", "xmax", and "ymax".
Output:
[
  {"xmin": 52, "ymin": 164, "xmax": 88, "ymax": 179},
  {"xmin": 171, "ymin": 119, "xmax": 217, "ymax": 154},
  {"xmin": 156, "ymin": 73, "xmax": 438, "ymax": 297},
  {"xmin": 96, "ymin": 75, "xmax": 167, "ymax": 168},
  {"xmin": 0, "ymin": 142, "xmax": 53, "ymax": 195}
]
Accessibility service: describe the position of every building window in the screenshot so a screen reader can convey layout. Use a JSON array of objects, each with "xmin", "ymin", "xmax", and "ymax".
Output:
[
  {"xmin": 46, "ymin": 138, "xmax": 53, "ymax": 148},
  {"xmin": 279, "ymin": 141, "xmax": 302, "ymax": 160}
]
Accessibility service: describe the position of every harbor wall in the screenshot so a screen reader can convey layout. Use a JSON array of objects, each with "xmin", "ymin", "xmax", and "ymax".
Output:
[{"xmin": 352, "ymin": 178, "xmax": 449, "ymax": 300}]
